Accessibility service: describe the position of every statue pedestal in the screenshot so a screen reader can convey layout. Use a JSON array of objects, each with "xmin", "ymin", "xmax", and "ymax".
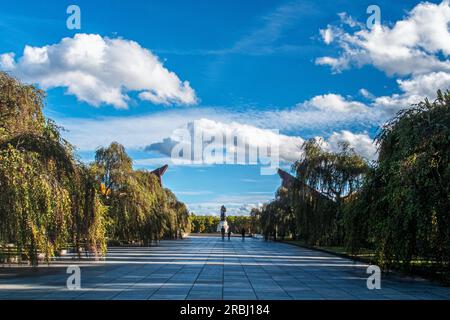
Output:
[{"xmin": 217, "ymin": 220, "xmax": 229, "ymax": 233}]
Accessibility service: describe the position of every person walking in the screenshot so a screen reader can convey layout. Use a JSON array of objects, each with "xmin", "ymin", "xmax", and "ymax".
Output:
[
  {"xmin": 241, "ymin": 227, "xmax": 246, "ymax": 240},
  {"xmin": 221, "ymin": 226, "xmax": 225, "ymax": 240},
  {"xmin": 227, "ymin": 228, "xmax": 232, "ymax": 240}
]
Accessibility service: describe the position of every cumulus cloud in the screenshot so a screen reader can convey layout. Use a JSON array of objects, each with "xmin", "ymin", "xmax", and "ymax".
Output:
[
  {"xmin": 372, "ymin": 71, "xmax": 450, "ymax": 114},
  {"xmin": 146, "ymin": 118, "xmax": 305, "ymax": 164},
  {"xmin": 0, "ymin": 52, "xmax": 15, "ymax": 70},
  {"xmin": 316, "ymin": 1, "xmax": 450, "ymax": 76},
  {"xmin": 397, "ymin": 71, "xmax": 450, "ymax": 98},
  {"xmin": 144, "ymin": 118, "xmax": 380, "ymax": 166},
  {"xmin": 314, "ymin": 1, "xmax": 450, "ymax": 117},
  {"xmin": 326, "ymin": 130, "xmax": 377, "ymax": 161},
  {"xmin": 301, "ymin": 93, "xmax": 368, "ymax": 113},
  {"xmin": 0, "ymin": 33, "xmax": 197, "ymax": 108},
  {"xmin": 253, "ymin": 93, "xmax": 380, "ymax": 134}
]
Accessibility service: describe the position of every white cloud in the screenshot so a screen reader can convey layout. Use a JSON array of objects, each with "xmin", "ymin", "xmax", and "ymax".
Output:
[
  {"xmin": 146, "ymin": 118, "xmax": 305, "ymax": 164},
  {"xmin": 397, "ymin": 71, "xmax": 450, "ymax": 98},
  {"xmin": 337, "ymin": 12, "xmax": 363, "ymax": 28},
  {"xmin": 372, "ymin": 72, "xmax": 450, "ymax": 114},
  {"xmin": 315, "ymin": 56, "xmax": 350, "ymax": 71},
  {"xmin": 57, "ymin": 108, "xmax": 215, "ymax": 151},
  {"xmin": 0, "ymin": 33, "xmax": 198, "ymax": 108},
  {"xmin": 57, "ymin": 100, "xmax": 383, "ymax": 167},
  {"xmin": 59, "ymin": 102, "xmax": 380, "ymax": 164},
  {"xmin": 252, "ymin": 93, "xmax": 379, "ymax": 133},
  {"xmin": 144, "ymin": 118, "xmax": 379, "ymax": 166},
  {"xmin": 313, "ymin": 1, "xmax": 450, "ymax": 117},
  {"xmin": 301, "ymin": 93, "xmax": 368, "ymax": 113},
  {"xmin": 316, "ymin": 1, "xmax": 450, "ymax": 76},
  {"xmin": 189, "ymin": 194, "xmax": 269, "ymax": 216},
  {"xmin": 326, "ymin": 130, "xmax": 377, "ymax": 161},
  {"xmin": 359, "ymin": 88, "xmax": 375, "ymax": 100},
  {"xmin": 320, "ymin": 25, "xmax": 334, "ymax": 45},
  {"xmin": 0, "ymin": 52, "xmax": 15, "ymax": 70}
]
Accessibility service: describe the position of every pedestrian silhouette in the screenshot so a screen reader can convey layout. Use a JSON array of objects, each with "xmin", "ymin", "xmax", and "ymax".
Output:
[
  {"xmin": 241, "ymin": 227, "xmax": 245, "ymax": 240},
  {"xmin": 221, "ymin": 226, "xmax": 225, "ymax": 240},
  {"xmin": 228, "ymin": 228, "xmax": 232, "ymax": 240}
]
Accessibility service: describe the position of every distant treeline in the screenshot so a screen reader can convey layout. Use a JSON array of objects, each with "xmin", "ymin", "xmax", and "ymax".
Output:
[
  {"xmin": 189, "ymin": 214, "xmax": 257, "ymax": 234},
  {"xmin": 0, "ymin": 72, "xmax": 190, "ymax": 265},
  {"xmin": 253, "ymin": 90, "xmax": 450, "ymax": 282}
]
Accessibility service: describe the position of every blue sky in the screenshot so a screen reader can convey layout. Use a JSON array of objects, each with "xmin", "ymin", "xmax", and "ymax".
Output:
[{"xmin": 1, "ymin": 0, "xmax": 449, "ymax": 215}]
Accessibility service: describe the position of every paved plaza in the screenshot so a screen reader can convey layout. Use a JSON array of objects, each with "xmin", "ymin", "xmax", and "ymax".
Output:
[{"xmin": 0, "ymin": 236, "xmax": 449, "ymax": 300}]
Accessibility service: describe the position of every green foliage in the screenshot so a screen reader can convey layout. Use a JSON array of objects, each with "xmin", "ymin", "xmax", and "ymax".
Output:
[
  {"xmin": 0, "ymin": 72, "xmax": 106, "ymax": 265},
  {"xmin": 0, "ymin": 145, "xmax": 71, "ymax": 264},
  {"xmin": 70, "ymin": 165, "xmax": 108, "ymax": 258},
  {"xmin": 349, "ymin": 90, "xmax": 450, "ymax": 276},
  {"xmin": 249, "ymin": 208, "xmax": 262, "ymax": 234},
  {"xmin": 0, "ymin": 72, "xmax": 189, "ymax": 265},
  {"xmin": 0, "ymin": 72, "xmax": 46, "ymax": 139},
  {"xmin": 94, "ymin": 142, "xmax": 132, "ymax": 197},
  {"xmin": 190, "ymin": 214, "xmax": 219, "ymax": 233},
  {"xmin": 259, "ymin": 145, "xmax": 367, "ymax": 244},
  {"xmin": 226, "ymin": 215, "xmax": 253, "ymax": 233},
  {"xmin": 259, "ymin": 187, "xmax": 298, "ymax": 241},
  {"xmin": 189, "ymin": 214, "xmax": 253, "ymax": 234},
  {"xmin": 260, "ymin": 90, "xmax": 450, "ymax": 281},
  {"xmin": 92, "ymin": 143, "xmax": 190, "ymax": 244}
]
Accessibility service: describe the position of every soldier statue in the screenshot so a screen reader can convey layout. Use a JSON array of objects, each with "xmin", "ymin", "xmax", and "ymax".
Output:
[
  {"xmin": 217, "ymin": 205, "xmax": 229, "ymax": 234},
  {"xmin": 220, "ymin": 205, "xmax": 226, "ymax": 221}
]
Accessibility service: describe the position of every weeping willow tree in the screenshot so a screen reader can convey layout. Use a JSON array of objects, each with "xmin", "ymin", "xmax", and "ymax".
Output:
[
  {"xmin": 70, "ymin": 165, "xmax": 108, "ymax": 258},
  {"xmin": 259, "ymin": 187, "xmax": 296, "ymax": 241},
  {"xmin": 259, "ymin": 139, "xmax": 367, "ymax": 245},
  {"xmin": 347, "ymin": 90, "xmax": 450, "ymax": 278},
  {"xmin": 249, "ymin": 208, "xmax": 262, "ymax": 235},
  {"xmin": 163, "ymin": 189, "xmax": 190, "ymax": 239},
  {"xmin": 290, "ymin": 139, "xmax": 368, "ymax": 246},
  {"xmin": 93, "ymin": 142, "xmax": 190, "ymax": 244},
  {"xmin": 0, "ymin": 72, "xmax": 107, "ymax": 265},
  {"xmin": 0, "ymin": 72, "xmax": 191, "ymax": 265}
]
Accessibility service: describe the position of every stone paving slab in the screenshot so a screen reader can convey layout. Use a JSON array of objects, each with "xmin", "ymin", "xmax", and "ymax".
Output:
[{"xmin": 0, "ymin": 236, "xmax": 449, "ymax": 300}]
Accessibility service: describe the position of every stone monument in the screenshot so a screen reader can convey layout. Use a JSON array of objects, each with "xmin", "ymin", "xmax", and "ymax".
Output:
[{"xmin": 217, "ymin": 205, "xmax": 229, "ymax": 233}]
